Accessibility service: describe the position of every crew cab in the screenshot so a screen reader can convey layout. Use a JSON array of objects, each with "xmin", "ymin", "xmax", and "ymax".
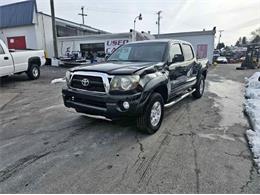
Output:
[
  {"xmin": 62, "ymin": 40, "xmax": 208, "ymax": 134},
  {"xmin": 0, "ymin": 39, "xmax": 46, "ymax": 80}
]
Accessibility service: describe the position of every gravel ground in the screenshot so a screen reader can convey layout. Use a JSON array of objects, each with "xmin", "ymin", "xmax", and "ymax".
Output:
[{"xmin": 0, "ymin": 64, "xmax": 259, "ymax": 193}]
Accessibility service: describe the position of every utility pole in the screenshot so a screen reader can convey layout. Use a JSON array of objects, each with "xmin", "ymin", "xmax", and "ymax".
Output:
[
  {"xmin": 156, "ymin": 11, "xmax": 162, "ymax": 37},
  {"xmin": 50, "ymin": 0, "xmax": 58, "ymax": 58},
  {"xmin": 218, "ymin": 30, "xmax": 224, "ymax": 45},
  {"xmin": 78, "ymin": 6, "xmax": 87, "ymax": 25}
]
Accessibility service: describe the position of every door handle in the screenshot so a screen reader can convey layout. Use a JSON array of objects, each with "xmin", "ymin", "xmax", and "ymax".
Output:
[{"xmin": 4, "ymin": 56, "xmax": 9, "ymax": 60}]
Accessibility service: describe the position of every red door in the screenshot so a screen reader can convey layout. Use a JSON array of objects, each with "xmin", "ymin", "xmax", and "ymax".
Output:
[{"xmin": 7, "ymin": 36, "xmax": 26, "ymax": 49}]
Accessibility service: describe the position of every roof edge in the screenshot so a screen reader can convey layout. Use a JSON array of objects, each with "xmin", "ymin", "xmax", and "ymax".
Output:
[
  {"xmin": 37, "ymin": 12, "xmax": 110, "ymax": 34},
  {"xmin": 154, "ymin": 28, "xmax": 216, "ymax": 37},
  {"xmin": 57, "ymin": 32, "xmax": 131, "ymax": 40}
]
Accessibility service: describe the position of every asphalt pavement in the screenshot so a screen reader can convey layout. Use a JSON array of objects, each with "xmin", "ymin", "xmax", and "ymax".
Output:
[{"xmin": 0, "ymin": 64, "xmax": 259, "ymax": 193}]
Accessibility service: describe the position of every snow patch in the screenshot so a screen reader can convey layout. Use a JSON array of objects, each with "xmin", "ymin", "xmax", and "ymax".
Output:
[
  {"xmin": 51, "ymin": 78, "xmax": 66, "ymax": 84},
  {"xmin": 208, "ymin": 79, "xmax": 246, "ymax": 127},
  {"xmin": 39, "ymin": 104, "xmax": 64, "ymax": 113},
  {"xmin": 198, "ymin": 133, "xmax": 235, "ymax": 141},
  {"xmin": 244, "ymin": 72, "xmax": 260, "ymax": 171}
]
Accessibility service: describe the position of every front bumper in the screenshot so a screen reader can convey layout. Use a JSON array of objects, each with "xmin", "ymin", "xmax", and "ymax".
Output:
[{"xmin": 62, "ymin": 87, "xmax": 148, "ymax": 120}]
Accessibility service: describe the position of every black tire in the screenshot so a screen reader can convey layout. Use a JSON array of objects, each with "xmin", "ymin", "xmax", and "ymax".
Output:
[
  {"xmin": 136, "ymin": 92, "xmax": 164, "ymax": 134},
  {"xmin": 27, "ymin": 64, "xmax": 40, "ymax": 80},
  {"xmin": 192, "ymin": 74, "xmax": 205, "ymax": 98}
]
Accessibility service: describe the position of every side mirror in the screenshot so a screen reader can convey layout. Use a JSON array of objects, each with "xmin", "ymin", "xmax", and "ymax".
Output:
[{"xmin": 172, "ymin": 54, "xmax": 184, "ymax": 63}]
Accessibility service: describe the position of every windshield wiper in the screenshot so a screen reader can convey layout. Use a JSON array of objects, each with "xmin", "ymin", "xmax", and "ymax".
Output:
[
  {"xmin": 119, "ymin": 59, "xmax": 143, "ymax": 62},
  {"xmin": 107, "ymin": 59, "xmax": 119, "ymax": 62},
  {"xmin": 108, "ymin": 59, "xmax": 138, "ymax": 62},
  {"xmin": 108, "ymin": 59, "xmax": 148, "ymax": 62}
]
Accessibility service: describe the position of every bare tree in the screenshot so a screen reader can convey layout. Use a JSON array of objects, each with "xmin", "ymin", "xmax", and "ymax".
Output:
[{"xmin": 250, "ymin": 27, "xmax": 260, "ymax": 43}]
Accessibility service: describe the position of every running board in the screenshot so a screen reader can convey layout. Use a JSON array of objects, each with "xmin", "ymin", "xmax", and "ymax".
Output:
[{"xmin": 164, "ymin": 89, "xmax": 196, "ymax": 108}]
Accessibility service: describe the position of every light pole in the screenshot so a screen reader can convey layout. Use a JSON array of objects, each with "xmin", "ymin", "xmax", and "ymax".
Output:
[
  {"xmin": 156, "ymin": 11, "xmax": 162, "ymax": 37},
  {"xmin": 133, "ymin": 13, "xmax": 142, "ymax": 41}
]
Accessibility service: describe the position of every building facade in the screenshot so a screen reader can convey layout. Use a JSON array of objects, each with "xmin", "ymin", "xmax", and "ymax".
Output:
[
  {"xmin": 0, "ymin": 1, "xmax": 216, "ymax": 63},
  {"xmin": 155, "ymin": 28, "xmax": 216, "ymax": 63},
  {"xmin": 58, "ymin": 28, "xmax": 216, "ymax": 64},
  {"xmin": 57, "ymin": 31, "xmax": 154, "ymax": 58},
  {"xmin": 0, "ymin": 0, "xmax": 108, "ymax": 58}
]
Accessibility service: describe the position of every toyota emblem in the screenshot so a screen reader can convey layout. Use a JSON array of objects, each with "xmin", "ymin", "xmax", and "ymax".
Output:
[{"xmin": 81, "ymin": 78, "xmax": 89, "ymax": 87}]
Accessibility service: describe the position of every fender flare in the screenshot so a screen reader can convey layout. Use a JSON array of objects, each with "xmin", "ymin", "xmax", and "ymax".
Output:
[
  {"xmin": 196, "ymin": 62, "xmax": 207, "ymax": 80},
  {"xmin": 27, "ymin": 57, "xmax": 41, "ymax": 71},
  {"xmin": 141, "ymin": 75, "xmax": 169, "ymax": 104}
]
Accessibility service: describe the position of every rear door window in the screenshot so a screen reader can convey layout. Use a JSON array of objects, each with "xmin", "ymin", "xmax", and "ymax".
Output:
[{"xmin": 182, "ymin": 44, "xmax": 194, "ymax": 61}]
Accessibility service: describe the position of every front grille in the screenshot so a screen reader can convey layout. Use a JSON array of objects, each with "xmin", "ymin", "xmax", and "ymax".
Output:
[{"xmin": 70, "ymin": 75, "xmax": 105, "ymax": 92}]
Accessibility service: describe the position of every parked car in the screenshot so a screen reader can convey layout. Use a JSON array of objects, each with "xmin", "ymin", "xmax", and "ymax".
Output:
[
  {"xmin": 62, "ymin": 40, "xmax": 208, "ymax": 134},
  {"xmin": 216, "ymin": 56, "xmax": 228, "ymax": 64},
  {"xmin": 213, "ymin": 49, "xmax": 220, "ymax": 62},
  {"xmin": 240, "ymin": 56, "xmax": 246, "ymax": 61},
  {"xmin": 0, "ymin": 39, "xmax": 46, "ymax": 79}
]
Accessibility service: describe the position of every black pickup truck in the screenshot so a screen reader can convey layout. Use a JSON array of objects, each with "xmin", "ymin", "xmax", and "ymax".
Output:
[{"xmin": 62, "ymin": 40, "xmax": 208, "ymax": 134}]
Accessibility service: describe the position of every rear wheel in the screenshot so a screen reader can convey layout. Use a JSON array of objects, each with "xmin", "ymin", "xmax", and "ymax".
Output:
[
  {"xmin": 192, "ymin": 74, "xmax": 205, "ymax": 98},
  {"xmin": 137, "ymin": 92, "xmax": 164, "ymax": 134},
  {"xmin": 27, "ymin": 64, "xmax": 40, "ymax": 80}
]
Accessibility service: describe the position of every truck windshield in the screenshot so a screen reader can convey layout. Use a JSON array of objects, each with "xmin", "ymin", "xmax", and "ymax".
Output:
[{"xmin": 108, "ymin": 42, "xmax": 167, "ymax": 62}]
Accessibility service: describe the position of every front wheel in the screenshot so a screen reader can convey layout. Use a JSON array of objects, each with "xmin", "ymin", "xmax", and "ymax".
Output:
[
  {"xmin": 136, "ymin": 93, "xmax": 164, "ymax": 134},
  {"xmin": 27, "ymin": 64, "xmax": 40, "ymax": 80},
  {"xmin": 192, "ymin": 75, "xmax": 205, "ymax": 98}
]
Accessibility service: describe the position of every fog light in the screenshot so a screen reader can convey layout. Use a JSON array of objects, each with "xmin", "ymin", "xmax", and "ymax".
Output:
[{"xmin": 123, "ymin": 101, "xmax": 130, "ymax": 110}]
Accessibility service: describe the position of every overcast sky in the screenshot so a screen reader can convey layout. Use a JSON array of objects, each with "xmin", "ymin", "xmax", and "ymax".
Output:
[{"xmin": 1, "ymin": 0, "xmax": 260, "ymax": 45}]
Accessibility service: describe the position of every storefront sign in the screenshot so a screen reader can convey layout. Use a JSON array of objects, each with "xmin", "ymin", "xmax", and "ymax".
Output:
[{"xmin": 105, "ymin": 39, "xmax": 129, "ymax": 54}]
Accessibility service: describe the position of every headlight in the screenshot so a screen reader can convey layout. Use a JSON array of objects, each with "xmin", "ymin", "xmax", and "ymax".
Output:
[
  {"xmin": 110, "ymin": 75, "xmax": 140, "ymax": 91},
  {"xmin": 65, "ymin": 71, "xmax": 72, "ymax": 83}
]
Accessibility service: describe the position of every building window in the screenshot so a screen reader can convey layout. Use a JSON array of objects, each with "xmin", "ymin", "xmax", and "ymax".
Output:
[{"xmin": 56, "ymin": 25, "xmax": 100, "ymax": 37}]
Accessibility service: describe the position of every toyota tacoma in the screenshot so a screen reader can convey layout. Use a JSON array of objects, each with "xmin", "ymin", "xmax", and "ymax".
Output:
[{"xmin": 62, "ymin": 40, "xmax": 208, "ymax": 134}]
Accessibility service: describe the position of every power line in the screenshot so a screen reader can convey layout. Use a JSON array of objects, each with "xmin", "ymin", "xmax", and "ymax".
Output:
[{"xmin": 86, "ymin": 7, "xmax": 155, "ymax": 15}]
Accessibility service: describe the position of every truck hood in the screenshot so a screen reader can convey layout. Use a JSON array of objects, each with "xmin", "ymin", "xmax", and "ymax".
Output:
[{"xmin": 70, "ymin": 61, "xmax": 163, "ymax": 75}]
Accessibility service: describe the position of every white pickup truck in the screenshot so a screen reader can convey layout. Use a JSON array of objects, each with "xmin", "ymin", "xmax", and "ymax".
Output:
[{"xmin": 0, "ymin": 39, "xmax": 46, "ymax": 80}]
